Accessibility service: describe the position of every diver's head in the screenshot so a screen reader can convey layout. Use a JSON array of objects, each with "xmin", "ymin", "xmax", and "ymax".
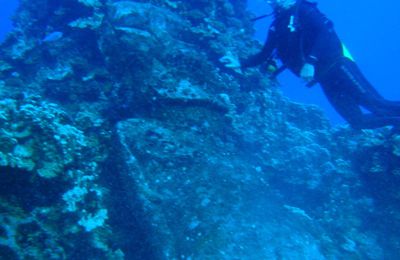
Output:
[{"xmin": 267, "ymin": 0, "xmax": 297, "ymax": 10}]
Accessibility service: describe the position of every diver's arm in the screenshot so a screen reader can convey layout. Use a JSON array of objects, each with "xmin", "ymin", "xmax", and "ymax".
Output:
[{"xmin": 240, "ymin": 26, "xmax": 277, "ymax": 69}]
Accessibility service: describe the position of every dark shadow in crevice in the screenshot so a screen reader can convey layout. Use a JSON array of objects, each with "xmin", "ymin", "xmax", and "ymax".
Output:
[
  {"xmin": 0, "ymin": 166, "xmax": 67, "ymax": 212},
  {"xmin": 98, "ymin": 137, "xmax": 164, "ymax": 260}
]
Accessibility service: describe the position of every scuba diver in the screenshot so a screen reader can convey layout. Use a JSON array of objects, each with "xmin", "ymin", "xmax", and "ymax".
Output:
[{"xmin": 220, "ymin": 0, "xmax": 400, "ymax": 130}]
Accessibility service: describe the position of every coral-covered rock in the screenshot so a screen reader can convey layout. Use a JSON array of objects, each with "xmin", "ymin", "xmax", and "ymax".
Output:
[
  {"xmin": 0, "ymin": 96, "xmax": 112, "ymax": 258},
  {"xmin": 0, "ymin": 0, "xmax": 399, "ymax": 258}
]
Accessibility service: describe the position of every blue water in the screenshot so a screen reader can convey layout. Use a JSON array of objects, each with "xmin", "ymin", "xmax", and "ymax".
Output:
[
  {"xmin": 2, "ymin": 0, "xmax": 399, "ymax": 125},
  {"xmin": 0, "ymin": 1, "xmax": 18, "ymax": 41}
]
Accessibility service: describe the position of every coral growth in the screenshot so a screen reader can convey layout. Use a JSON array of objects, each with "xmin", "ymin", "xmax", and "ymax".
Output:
[{"xmin": 0, "ymin": 0, "xmax": 399, "ymax": 258}]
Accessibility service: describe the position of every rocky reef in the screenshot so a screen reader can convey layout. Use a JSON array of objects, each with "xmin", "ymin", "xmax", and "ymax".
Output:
[{"xmin": 0, "ymin": 0, "xmax": 399, "ymax": 259}]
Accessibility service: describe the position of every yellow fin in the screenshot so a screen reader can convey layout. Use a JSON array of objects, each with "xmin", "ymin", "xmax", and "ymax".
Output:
[{"xmin": 342, "ymin": 43, "xmax": 355, "ymax": 62}]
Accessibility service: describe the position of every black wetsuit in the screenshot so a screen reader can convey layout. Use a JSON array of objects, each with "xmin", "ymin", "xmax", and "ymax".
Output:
[{"xmin": 241, "ymin": 1, "xmax": 400, "ymax": 129}]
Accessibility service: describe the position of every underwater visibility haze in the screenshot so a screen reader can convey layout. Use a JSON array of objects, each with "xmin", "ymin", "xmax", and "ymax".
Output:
[{"xmin": 0, "ymin": 0, "xmax": 400, "ymax": 259}]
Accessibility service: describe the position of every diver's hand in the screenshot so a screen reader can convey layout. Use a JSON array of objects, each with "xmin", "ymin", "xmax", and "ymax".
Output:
[
  {"xmin": 219, "ymin": 52, "xmax": 242, "ymax": 74},
  {"xmin": 300, "ymin": 63, "xmax": 315, "ymax": 81}
]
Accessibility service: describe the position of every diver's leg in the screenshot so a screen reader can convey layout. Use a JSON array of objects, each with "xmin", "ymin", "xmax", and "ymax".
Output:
[
  {"xmin": 322, "ymin": 89, "xmax": 361, "ymax": 129},
  {"xmin": 324, "ymin": 89, "xmax": 400, "ymax": 129},
  {"xmin": 320, "ymin": 74, "xmax": 400, "ymax": 129},
  {"xmin": 341, "ymin": 59, "xmax": 400, "ymax": 116}
]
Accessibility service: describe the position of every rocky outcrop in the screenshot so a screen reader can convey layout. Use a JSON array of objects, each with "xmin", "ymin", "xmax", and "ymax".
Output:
[{"xmin": 0, "ymin": 0, "xmax": 399, "ymax": 259}]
